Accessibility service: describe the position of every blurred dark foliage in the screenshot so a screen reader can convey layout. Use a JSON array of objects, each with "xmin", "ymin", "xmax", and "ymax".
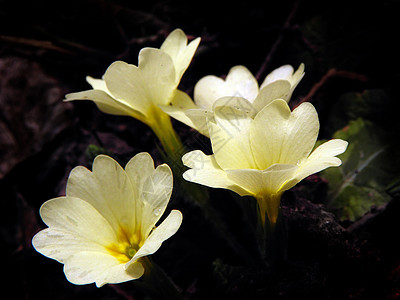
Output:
[{"xmin": 1, "ymin": 0, "xmax": 400, "ymax": 299}]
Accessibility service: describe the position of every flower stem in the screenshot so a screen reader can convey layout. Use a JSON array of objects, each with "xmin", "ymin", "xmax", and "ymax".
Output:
[
  {"xmin": 255, "ymin": 193, "xmax": 287, "ymax": 267},
  {"xmin": 150, "ymin": 110, "xmax": 208, "ymax": 205},
  {"xmin": 150, "ymin": 110, "xmax": 185, "ymax": 163}
]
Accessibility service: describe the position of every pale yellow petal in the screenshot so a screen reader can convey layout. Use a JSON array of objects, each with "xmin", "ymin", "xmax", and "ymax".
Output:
[
  {"xmin": 251, "ymin": 100, "xmax": 319, "ymax": 169},
  {"xmin": 184, "ymin": 108, "xmax": 213, "ymax": 136},
  {"xmin": 103, "ymin": 61, "xmax": 149, "ymax": 115},
  {"xmin": 209, "ymin": 98, "xmax": 257, "ymax": 169},
  {"xmin": 212, "ymin": 96, "xmax": 257, "ymax": 117},
  {"xmin": 86, "ymin": 76, "xmax": 107, "ymax": 91},
  {"xmin": 282, "ymin": 139, "xmax": 348, "ymax": 190},
  {"xmin": 260, "ymin": 64, "xmax": 304, "ymax": 90},
  {"xmin": 32, "ymin": 197, "xmax": 117, "ymax": 262},
  {"xmin": 137, "ymin": 48, "xmax": 178, "ymax": 103},
  {"xmin": 160, "ymin": 29, "xmax": 200, "ymax": 82},
  {"xmin": 140, "ymin": 164, "xmax": 173, "ymax": 238},
  {"xmin": 250, "ymin": 99, "xmax": 291, "ymax": 168},
  {"xmin": 260, "ymin": 63, "xmax": 305, "ymax": 102},
  {"xmin": 72, "ymin": 76, "xmax": 139, "ymax": 118},
  {"xmin": 226, "ymin": 164, "xmax": 298, "ymax": 196},
  {"xmin": 125, "ymin": 152, "xmax": 156, "ymax": 198},
  {"xmin": 182, "ymin": 150, "xmax": 248, "ymax": 195},
  {"xmin": 125, "ymin": 152, "xmax": 173, "ymax": 238},
  {"xmin": 181, "ymin": 150, "xmax": 215, "ymax": 169},
  {"xmin": 260, "ymin": 65, "xmax": 295, "ymax": 88},
  {"xmin": 252, "ymin": 80, "xmax": 291, "ymax": 111},
  {"xmin": 65, "ymin": 89, "xmax": 146, "ymax": 121},
  {"xmin": 64, "ymin": 251, "xmax": 144, "ymax": 287},
  {"xmin": 222, "ymin": 66, "xmax": 259, "ymax": 101},
  {"xmin": 289, "ymin": 63, "xmax": 305, "ymax": 89},
  {"xmin": 278, "ymin": 102, "xmax": 319, "ymax": 163},
  {"xmin": 193, "ymin": 75, "xmax": 225, "ymax": 110},
  {"xmin": 213, "ymin": 97, "xmax": 254, "ymax": 137},
  {"xmin": 225, "ymin": 169, "xmax": 264, "ymax": 196},
  {"xmin": 104, "ymin": 49, "xmax": 176, "ymax": 116},
  {"xmin": 66, "ymin": 155, "xmax": 136, "ymax": 234},
  {"xmin": 126, "ymin": 210, "xmax": 182, "ymax": 268},
  {"xmin": 124, "ymin": 152, "xmax": 155, "ymax": 229},
  {"xmin": 159, "ymin": 89, "xmax": 199, "ymax": 130},
  {"xmin": 194, "ymin": 65, "xmax": 259, "ymax": 109},
  {"xmin": 261, "ymin": 164, "xmax": 299, "ymax": 193},
  {"xmin": 87, "ymin": 155, "xmax": 137, "ymax": 232}
]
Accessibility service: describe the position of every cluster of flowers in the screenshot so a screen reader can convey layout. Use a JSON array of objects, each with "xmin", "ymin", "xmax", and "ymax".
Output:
[{"xmin": 33, "ymin": 29, "xmax": 348, "ymax": 288}]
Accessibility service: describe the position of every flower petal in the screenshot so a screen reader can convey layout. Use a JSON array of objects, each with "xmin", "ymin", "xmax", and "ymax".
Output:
[
  {"xmin": 252, "ymin": 80, "xmax": 291, "ymax": 111},
  {"xmin": 125, "ymin": 152, "xmax": 156, "ymax": 197},
  {"xmin": 182, "ymin": 150, "xmax": 248, "ymax": 195},
  {"xmin": 226, "ymin": 164, "xmax": 298, "ymax": 196},
  {"xmin": 212, "ymin": 96, "xmax": 257, "ymax": 117},
  {"xmin": 86, "ymin": 76, "xmax": 107, "ymax": 91},
  {"xmin": 141, "ymin": 164, "xmax": 174, "ymax": 237},
  {"xmin": 124, "ymin": 152, "xmax": 154, "ymax": 228},
  {"xmin": 32, "ymin": 197, "xmax": 117, "ymax": 262},
  {"xmin": 194, "ymin": 65, "xmax": 259, "ymax": 110},
  {"xmin": 104, "ymin": 49, "xmax": 176, "ymax": 116},
  {"xmin": 64, "ymin": 251, "xmax": 144, "ymax": 287},
  {"xmin": 288, "ymin": 63, "xmax": 305, "ymax": 90},
  {"xmin": 65, "ymin": 89, "xmax": 146, "ymax": 122},
  {"xmin": 126, "ymin": 210, "xmax": 182, "ymax": 268},
  {"xmin": 260, "ymin": 63, "xmax": 305, "ymax": 90},
  {"xmin": 160, "ymin": 29, "xmax": 200, "ymax": 83},
  {"xmin": 209, "ymin": 97, "xmax": 257, "ymax": 169},
  {"xmin": 159, "ymin": 89, "xmax": 200, "ymax": 130},
  {"xmin": 251, "ymin": 99, "xmax": 319, "ymax": 169},
  {"xmin": 125, "ymin": 152, "xmax": 173, "ymax": 237},
  {"xmin": 222, "ymin": 66, "xmax": 259, "ymax": 101},
  {"xmin": 33, "ymin": 197, "xmax": 145, "ymax": 286},
  {"xmin": 184, "ymin": 108, "xmax": 213, "ymax": 136},
  {"xmin": 66, "ymin": 75, "xmax": 146, "ymax": 120},
  {"xmin": 193, "ymin": 75, "xmax": 225, "ymax": 110},
  {"xmin": 282, "ymin": 139, "xmax": 348, "ymax": 190},
  {"xmin": 66, "ymin": 155, "xmax": 136, "ymax": 235},
  {"xmin": 225, "ymin": 169, "xmax": 264, "ymax": 196}
]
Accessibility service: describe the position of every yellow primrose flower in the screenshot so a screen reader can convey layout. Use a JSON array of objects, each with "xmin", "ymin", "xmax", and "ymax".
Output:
[
  {"xmin": 65, "ymin": 29, "xmax": 200, "ymax": 156},
  {"xmin": 32, "ymin": 153, "xmax": 182, "ymax": 287},
  {"xmin": 160, "ymin": 63, "xmax": 304, "ymax": 136},
  {"xmin": 182, "ymin": 97, "xmax": 347, "ymax": 226}
]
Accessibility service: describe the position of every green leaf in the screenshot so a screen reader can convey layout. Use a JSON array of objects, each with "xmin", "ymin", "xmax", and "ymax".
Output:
[{"xmin": 320, "ymin": 118, "xmax": 400, "ymax": 222}]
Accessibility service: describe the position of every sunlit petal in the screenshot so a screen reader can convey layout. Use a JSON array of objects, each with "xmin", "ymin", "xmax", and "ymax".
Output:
[
  {"xmin": 64, "ymin": 251, "xmax": 144, "ymax": 287},
  {"xmin": 161, "ymin": 28, "xmax": 200, "ymax": 82},
  {"xmin": 282, "ymin": 139, "xmax": 348, "ymax": 191},
  {"xmin": 194, "ymin": 65, "xmax": 258, "ymax": 110},
  {"xmin": 182, "ymin": 150, "xmax": 249, "ymax": 195},
  {"xmin": 251, "ymin": 100, "xmax": 319, "ymax": 169},
  {"xmin": 127, "ymin": 210, "xmax": 182, "ymax": 268}
]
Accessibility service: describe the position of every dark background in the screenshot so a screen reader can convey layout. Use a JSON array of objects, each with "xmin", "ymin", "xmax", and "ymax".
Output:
[{"xmin": 1, "ymin": 0, "xmax": 400, "ymax": 299}]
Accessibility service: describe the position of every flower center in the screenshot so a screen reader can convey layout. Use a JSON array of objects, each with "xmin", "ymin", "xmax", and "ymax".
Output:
[
  {"xmin": 105, "ymin": 226, "xmax": 144, "ymax": 263},
  {"xmin": 125, "ymin": 245, "xmax": 137, "ymax": 258}
]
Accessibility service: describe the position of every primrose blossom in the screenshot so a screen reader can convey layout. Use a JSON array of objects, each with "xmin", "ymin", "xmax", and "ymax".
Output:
[
  {"xmin": 32, "ymin": 153, "xmax": 182, "ymax": 287},
  {"xmin": 161, "ymin": 63, "xmax": 304, "ymax": 136},
  {"xmin": 182, "ymin": 97, "xmax": 347, "ymax": 225}
]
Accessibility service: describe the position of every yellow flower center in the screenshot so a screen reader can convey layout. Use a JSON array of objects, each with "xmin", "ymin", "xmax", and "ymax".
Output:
[{"xmin": 106, "ymin": 226, "xmax": 144, "ymax": 263}]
